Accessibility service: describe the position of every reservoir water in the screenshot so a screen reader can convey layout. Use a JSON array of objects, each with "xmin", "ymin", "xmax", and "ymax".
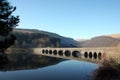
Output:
[{"xmin": 0, "ymin": 54, "xmax": 98, "ymax": 80}]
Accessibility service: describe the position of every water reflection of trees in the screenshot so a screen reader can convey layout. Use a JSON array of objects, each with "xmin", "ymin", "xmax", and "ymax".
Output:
[{"xmin": 0, "ymin": 54, "xmax": 63, "ymax": 71}]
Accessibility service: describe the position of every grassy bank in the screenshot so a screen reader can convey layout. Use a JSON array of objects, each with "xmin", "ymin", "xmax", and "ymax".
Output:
[{"xmin": 93, "ymin": 58, "xmax": 120, "ymax": 80}]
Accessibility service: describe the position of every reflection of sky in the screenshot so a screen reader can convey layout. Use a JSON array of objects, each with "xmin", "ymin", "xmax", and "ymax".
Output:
[{"xmin": 0, "ymin": 60, "xmax": 98, "ymax": 80}]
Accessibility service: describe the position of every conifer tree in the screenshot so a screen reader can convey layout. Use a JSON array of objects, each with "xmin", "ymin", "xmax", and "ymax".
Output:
[{"xmin": 0, "ymin": 0, "xmax": 19, "ymax": 52}]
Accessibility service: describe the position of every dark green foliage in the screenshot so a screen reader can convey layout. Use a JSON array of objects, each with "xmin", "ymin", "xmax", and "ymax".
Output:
[
  {"xmin": 0, "ymin": 0, "xmax": 19, "ymax": 36},
  {"xmin": 0, "ymin": 0, "xmax": 19, "ymax": 51},
  {"xmin": 4, "ymin": 34, "xmax": 16, "ymax": 49}
]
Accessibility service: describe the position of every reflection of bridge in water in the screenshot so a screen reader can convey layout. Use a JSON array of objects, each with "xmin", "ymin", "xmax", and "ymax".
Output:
[
  {"xmin": 6, "ymin": 47, "xmax": 120, "ymax": 64},
  {"xmin": 32, "ymin": 47, "xmax": 120, "ymax": 64}
]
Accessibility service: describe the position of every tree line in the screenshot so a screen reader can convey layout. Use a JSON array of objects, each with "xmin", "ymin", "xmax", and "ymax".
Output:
[{"xmin": 11, "ymin": 31, "xmax": 61, "ymax": 48}]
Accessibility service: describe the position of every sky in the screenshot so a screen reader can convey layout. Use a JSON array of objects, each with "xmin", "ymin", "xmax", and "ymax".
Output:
[{"xmin": 9, "ymin": 0, "xmax": 120, "ymax": 39}]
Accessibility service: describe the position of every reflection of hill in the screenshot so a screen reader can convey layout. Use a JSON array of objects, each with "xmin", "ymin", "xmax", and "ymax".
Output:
[{"xmin": 0, "ymin": 54, "xmax": 63, "ymax": 71}]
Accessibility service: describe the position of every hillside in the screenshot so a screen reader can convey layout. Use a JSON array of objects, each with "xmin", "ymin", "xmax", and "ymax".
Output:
[
  {"xmin": 107, "ymin": 34, "xmax": 120, "ymax": 39},
  {"xmin": 11, "ymin": 28, "xmax": 77, "ymax": 48},
  {"xmin": 11, "ymin": 29, "xmax": 120, "ymax": 48},
  {"xmin": 76, "ymin": 39, "xmax": 88, "ymax": 47},
  {"xmin": 80, "ymin": 35, "xmax": 120, "ymax": 47}
]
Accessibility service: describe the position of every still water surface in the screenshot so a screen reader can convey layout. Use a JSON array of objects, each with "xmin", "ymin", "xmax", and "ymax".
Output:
[{"xmin": 0, "ymin": 54, "xmax": 98, "ymax": 80}]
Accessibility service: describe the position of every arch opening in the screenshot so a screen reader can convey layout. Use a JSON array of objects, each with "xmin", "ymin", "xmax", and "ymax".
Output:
[
  {"xmin": 94, "ymin": 52, "xmax": 97, "ymax": 59},
  {"xmin": 49, "ymin": 50, "xmax": 52, "ymax": 55},
  {"xmin": 89, "ymin": 52, "xmax": 92, "ymax": 58},
  {"xmin": 72, "ymin": 51, "xmax": 80, "ymax": 57},
  {"xmin": 58, "ymin": 50, "xmax": 63, "ymax": 56},
  {"xmin": 53, "ymin": 50, "xmax": 57, "ymax": 55},
  {"xmin": 64, "ymin": 50, "xmax": 71, "ymax": 57},
  {"xmin": 84, "ymin": 52, "xmax": 88, "ymax": 58},
  {"xmin": 45, "ymin": 50, "xmax": 48, "ymax": 54},
  {"xmin": 42, "ymin": 49, "xmax": 45, "ymax": 54},
  {"xmin": 98, "ymin": 52, "xmax": 102, "ymax": 60}
]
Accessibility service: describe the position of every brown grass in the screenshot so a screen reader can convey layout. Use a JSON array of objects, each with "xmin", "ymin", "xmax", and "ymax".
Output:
[{"xmin": 93, "ymin": 58, "xmax": 120, "ymax": 80}]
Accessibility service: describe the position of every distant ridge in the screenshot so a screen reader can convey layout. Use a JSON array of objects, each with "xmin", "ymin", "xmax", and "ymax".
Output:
[
  {"xmin": 106, "ymin": 34, "xmax": 120, "ymax": 39},
  {"xmin": 77, "ymin": 34, "xmax": 120, "ymax": 47}
]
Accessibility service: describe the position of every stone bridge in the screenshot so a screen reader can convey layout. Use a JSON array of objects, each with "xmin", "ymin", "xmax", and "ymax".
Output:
[
  {"xmin": 6, "ymin": 47, "xmax": 120, "ymax": 64},
  {"xmin": 32, "ymin": 47, "xmax": 120, "ymax": 64}
]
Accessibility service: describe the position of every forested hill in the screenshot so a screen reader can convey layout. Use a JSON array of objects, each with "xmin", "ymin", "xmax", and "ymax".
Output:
[{"xmin": 11, "ymin": 29, "xmax": 77, "ymax": 48}]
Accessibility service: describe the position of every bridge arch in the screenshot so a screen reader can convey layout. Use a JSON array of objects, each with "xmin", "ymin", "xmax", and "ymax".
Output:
[
  {"xmin": 64, "ymin": 50, "xmax": 71, "ymax": 57},
  {"xmin": 98, "ymin": 52, "xmax": 102, "ymax": 59},
  {"xmin": 89, "ymin": 52, "xmax": 92, "ymax": 58},
  {"xmin": 72, "ymin": 51, "xmax": 80, "ymax": 57},
  {"xmin": 93, "ymin": 52, "xmax": 97, "ymax": 59},
  {"xmin": 53, "ymin": 50, "xmax": 57, "ymax": 55},
  {"xmin": 84, "ymin": 52, "xmax": 88, "ymax": 58},
  {"xmin": 49, "ymin": 50, "xmax": 52, "ymax": 55},
  {"xmin": 45, "ymin": 49, "xmax": 49, "ymax": 54},
  {"xmin": 42, "ymin": 49, "xmax": 45, "ymax": 54},
  {"xmin": 58, "ymin": 50, "xmax": 63, "ymax": 56}
]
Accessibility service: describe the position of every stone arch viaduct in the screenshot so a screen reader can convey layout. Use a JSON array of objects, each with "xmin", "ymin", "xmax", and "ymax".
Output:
[
  {"xmin": 6, "ymin": 47, "xmax": 120, "ymax": 64},
  {"xmin": 32, "ymin": 47, "xmax": 120, "ymax": 63}
]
